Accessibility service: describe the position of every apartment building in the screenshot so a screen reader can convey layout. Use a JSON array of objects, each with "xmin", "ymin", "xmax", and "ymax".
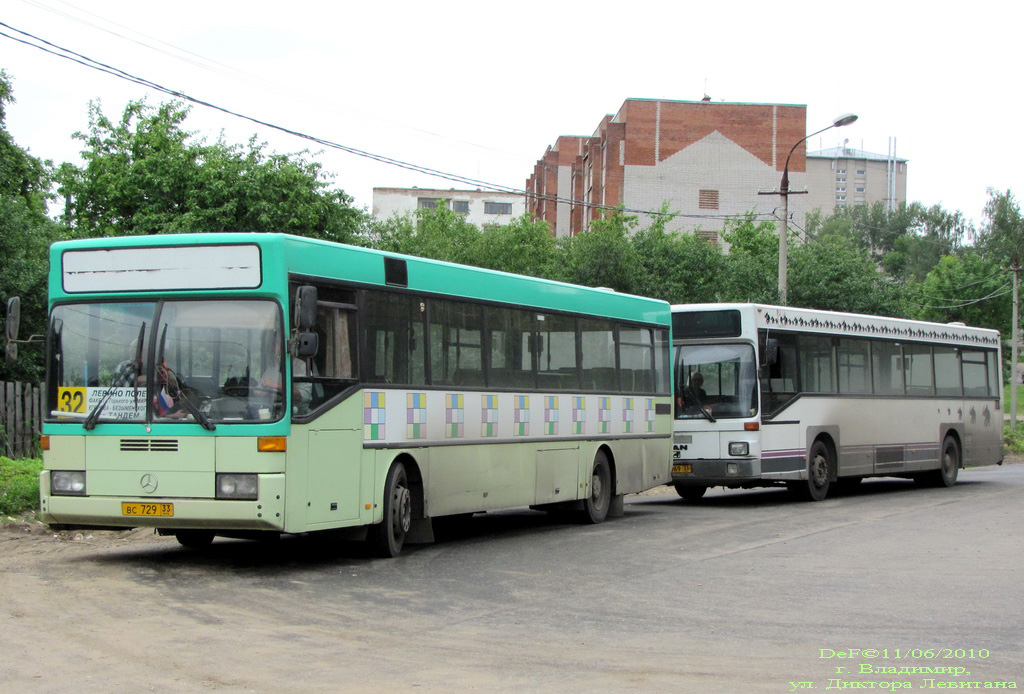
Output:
[
  {"xmin": 806, "ymin": 145, "xmax": 908, "ymax": 215},
  {"xmin": 526, "ymin": 99, "xmax": 808, "ymax": 240},
  {"xmin": 372, "ymin": 187, "xmax": 525, "ymax": 227}
]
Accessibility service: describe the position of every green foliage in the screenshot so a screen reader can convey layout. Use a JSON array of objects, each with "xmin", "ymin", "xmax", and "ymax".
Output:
[
  {"xmin": 788, "ymin": 233, "xmax": 904, "ymax": 315},
  {"xmin": 720, "ymin": 216, "xmax": 780, "ymax": 303},
  {"xmin": 0, "ymin": 72, "xmax": 64, "ymax": 382},
  {"xmin": 1003, "ymin": 421, "xmax": 1024, "ymax": 455},
  {"xmin": 632, "ymin": 210, "xmax": 725, "ymax": 304},
  {"xmin": 58, "ymin": 99, "xmax": 365, "ymax": 241},
  {"xmin": 367, "ymin": 203, "xmax": 483, "ymax": 265},
  {"xmin": 553, "ymin": 207, "xmax": 642, "ymax": 292},
  {"xmin": 474, "ymin": 214, "xmax": 557, "ymax": 278},
  {"xmin": 908, "ymin": 253, "xmax": 1010, "ymax": 336},
  {"xmin": 0, "ymin": 457, "xmax": 42, "ymax": 516},
  {"xmin": 977, "ymin": 189, "xmax": 1024, "ymax": 264}
]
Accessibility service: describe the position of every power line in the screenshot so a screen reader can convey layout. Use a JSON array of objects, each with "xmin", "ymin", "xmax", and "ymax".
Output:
[{"xmin": 0, "ymin": 20, "xmax": 786, "ymax": 225}]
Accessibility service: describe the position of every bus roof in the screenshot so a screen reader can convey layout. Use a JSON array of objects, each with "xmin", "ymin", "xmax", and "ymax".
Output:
[
  {"xmin": 671, "ymin": 302, "xmax": 1000, "ymax": 348},
  {"xmin": 50, "ymin": 233, "xmax": 669, "ymax": 326}
]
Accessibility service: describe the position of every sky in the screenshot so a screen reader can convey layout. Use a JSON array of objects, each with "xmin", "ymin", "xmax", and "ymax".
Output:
[{"xmin": 1, "ymin": 0, "xmax": 1021, "ymax": 229}]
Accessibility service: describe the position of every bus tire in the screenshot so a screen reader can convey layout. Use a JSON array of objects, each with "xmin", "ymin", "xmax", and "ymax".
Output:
[
  {"xmin": 674, "ymin": 484, "xmax": 707, "ymax": 501},
  {"xmin": 175, "ymin": 530, "xmax": 215, "ymax": 548},
  {"xmin": 370, "ymin": 462, "xmax": 412, "ymax": 558},
  {"xmin": 920, "ymin": 436, "xmax": 960, "ymax": 488},
  {"xmin": 582, "ymin": 451, "xmax": 612, "ymax": 524},
  {"xmin": 788, "ymin": 439, "xmax": 832, "ymax": 502}
]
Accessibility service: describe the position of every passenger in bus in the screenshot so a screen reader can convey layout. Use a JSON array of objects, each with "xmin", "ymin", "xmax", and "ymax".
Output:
[
  {"xmin": 259, "ymin": 339, "xmax": 310, "ymax": 405},
  {"xmin": 680, "ymin": 371, "xmax": 708, "ymax": 414}
]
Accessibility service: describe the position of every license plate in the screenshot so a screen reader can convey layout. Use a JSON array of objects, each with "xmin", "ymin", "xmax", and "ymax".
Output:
[
  {"xmin": 672, "ymin": 464, "xmax": 692, "ymax": 474},
  {"xmin": 122, "ymin": 502, "xmax": 174, "ymax": 517}
]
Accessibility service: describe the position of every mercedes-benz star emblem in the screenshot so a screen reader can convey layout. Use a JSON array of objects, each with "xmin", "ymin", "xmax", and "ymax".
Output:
[{"xmin": 140, "ymin": 473, "xmax": 159, "ymax": 494}]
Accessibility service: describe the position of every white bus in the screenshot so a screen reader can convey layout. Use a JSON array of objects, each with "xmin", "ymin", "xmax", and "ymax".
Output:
[{"xmin": 671, "ymin": 303, "xmax": 1003, "ymax": 501}]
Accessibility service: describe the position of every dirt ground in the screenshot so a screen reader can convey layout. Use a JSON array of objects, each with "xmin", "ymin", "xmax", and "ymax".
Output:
[{"xmin": 2, "ymin": 457, "xmax": 1020, "ymax": 693}]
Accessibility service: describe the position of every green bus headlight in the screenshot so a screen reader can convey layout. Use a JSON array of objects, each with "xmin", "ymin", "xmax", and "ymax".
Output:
[
  {"xmin": 52, "ymin": 470, "xmax": 87, "ymax": 495},
  {"xmin": 216, "ymin": 474, "xmax": 258, "ymax": 500}
]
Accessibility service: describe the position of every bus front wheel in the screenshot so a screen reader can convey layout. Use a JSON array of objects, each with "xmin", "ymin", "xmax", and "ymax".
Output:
[
  {"xmin": 674, "ymin": 484, "xmax": 707, "ymax": 501},
  {"xmin": 175, "ymin": 530, "xmax": 214, "ymax": 549},
  {"xmin": 370, "ymin": 462, "xmax": 412, "ymax": 558},
  {"xmin": 788, "ymin": 439, "xmax": 832, "ymax": 502},
  {"xmin": 582, "ymin": 451, "xmax": 612, "ymax": 524}
]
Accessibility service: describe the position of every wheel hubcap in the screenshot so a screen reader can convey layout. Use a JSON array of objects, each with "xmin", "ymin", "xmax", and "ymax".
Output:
[
  {"xmin": 394, "ymin": 486, "xmax": 412, "ymax": 534},
  {"xmin": 591, "ymin": 472, "xmax": 604, "ymax": 502}
]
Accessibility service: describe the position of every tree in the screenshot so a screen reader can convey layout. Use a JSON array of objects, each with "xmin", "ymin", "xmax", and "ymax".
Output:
[
  {"xmin": 908, "ymin": 253, "xmax": 1010, "ymax": 336},
  {"xmin": 788, "ymin": 233, "xmax": 904, "ymax": 316},
  {"xmin": 0, "ymin": 71, "xmax": 63, "ymax": 382},
  {"xmin": 367, "ymin": 202, "xmax": 483, "ymax": 265},
  {"xmin": 474, "ymin": 214, "xmax": 557, "ymax": 278},
  {"xmin": 58, "ymin": 99, "xmax": 365, "ymax": 241},
  {"xmin": 631, "ymin": 211, "xmax": 726, "ymax": 305},
  {"xmin": 554, "ymin": 207, "xmax": 641, "ymax": 293},
  {"xmin": 719, "ymin": 216, "xmax": 780, "ymax": 303}
]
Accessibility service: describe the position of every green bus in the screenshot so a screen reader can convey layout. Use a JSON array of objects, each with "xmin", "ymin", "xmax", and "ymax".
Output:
[{"xmin": 39, "ymin": 233, "xmax": 673, "ymax": 556}]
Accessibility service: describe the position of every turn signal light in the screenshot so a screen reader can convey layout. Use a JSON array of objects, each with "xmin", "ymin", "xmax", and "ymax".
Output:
[{"xmin": 257, "ymin": 436, "xmax": 287, "ymax": 452}]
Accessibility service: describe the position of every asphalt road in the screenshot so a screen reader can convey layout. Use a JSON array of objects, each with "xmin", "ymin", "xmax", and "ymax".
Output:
[{"xmin": 2, "ymin": 464, "xmax": 1021, "ymax": 693}]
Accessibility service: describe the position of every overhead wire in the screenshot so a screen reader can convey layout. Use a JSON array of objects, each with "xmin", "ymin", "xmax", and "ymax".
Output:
[{"xmin": 0, "ymin": 19, "xmax": 791, "ymax": 224}]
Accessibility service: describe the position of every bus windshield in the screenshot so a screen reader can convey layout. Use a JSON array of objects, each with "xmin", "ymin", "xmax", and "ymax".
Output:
[
  {"xmin": 47, "ymin": 299, "xmax": 285, "ymax": 425},
  {"xmin": 676, "ymin": 343, "xmax": 758, "ymax": 420}
]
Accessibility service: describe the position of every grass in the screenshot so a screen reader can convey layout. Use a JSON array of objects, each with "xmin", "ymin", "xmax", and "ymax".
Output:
[
  {"xmin": 0, "ymin": 456, "xmax": 43, "ymax": 516},
  {"xmin": 1005, "ymin": 383, "xmax": 1024, "ymax": 414}
]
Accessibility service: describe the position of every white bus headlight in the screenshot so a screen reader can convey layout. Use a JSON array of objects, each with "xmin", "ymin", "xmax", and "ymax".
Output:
[
  {"xmin": 216, "ymin": 474, "xmax": 259, "ymax": 500},
  {"xmin": 728, "ymin": 442, "xmax": 750, "ymax": 457},
  {"xmin": 52, "ymin": 470, "xmax": 87, "ymax": 495}
]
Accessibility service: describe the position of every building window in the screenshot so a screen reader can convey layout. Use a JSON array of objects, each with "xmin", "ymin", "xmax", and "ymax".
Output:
[
  {"xmin": 452, "ymin": 200, "xmax": 470, "ymax": 214},
  {"xmin": 836, "ymin": 195, "xmax": 846, "ymax": 202},
  {"xmin": 484, "ymin": 202, "xmax": 512, "ymax": 215},
  {"xmin": 418, "ymin": 198, "xmax": 446, "ymax": 210},
  {"xmin": 856, "ymin": 169, "xmax": 866, "ymax": 175},
  {"xmin": 837, "ymin": 168, "xmax": 847, "ymax": 174},
  {"xmin": 699, "ymin": 189, "xmax": 720, "ymax": 210},
  {"xmin": 697, "ymin": 230, "xmax": 719, "ymax": 246},
  {"xmin": 836, "ymin": 186, "xmax": 846, "ymax": 193},
  {"xmin": 856, "ymin": 187, "xmax": 865, "ymax": 193},
  {"xmin": 836, "ymin": 176, "xmax": 847, "ymax": 183}
]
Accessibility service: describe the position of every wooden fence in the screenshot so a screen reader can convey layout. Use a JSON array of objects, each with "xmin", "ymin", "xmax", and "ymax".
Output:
[{"xmin": 1, "ymin": 381, "xmax": 44, "ymax": 459}]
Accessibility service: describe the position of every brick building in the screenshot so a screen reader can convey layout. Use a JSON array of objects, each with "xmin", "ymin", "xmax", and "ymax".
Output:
[{"xmin": 526, "ymin": 99, "xmax": 809, "ymax": 240}]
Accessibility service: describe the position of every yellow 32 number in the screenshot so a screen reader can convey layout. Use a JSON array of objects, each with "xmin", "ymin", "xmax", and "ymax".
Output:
[{"xmin": 57, "ymin": 387, "xmax": 87, "ymax": 414}]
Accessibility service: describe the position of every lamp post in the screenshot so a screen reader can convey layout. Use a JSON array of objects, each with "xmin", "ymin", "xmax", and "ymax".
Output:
[{"xmin": 770, "ymin": 113, "xmax": 858, "ymax": 305}]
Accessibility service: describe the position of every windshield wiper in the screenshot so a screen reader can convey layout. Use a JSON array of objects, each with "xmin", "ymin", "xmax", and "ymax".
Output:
[
  {"xmin": 154, "ymin": 325, "xmax": 215, "ymax": 431},
  {"xmin": 83, "ymin": 323, "xmax": 145, "ymax": 430}
]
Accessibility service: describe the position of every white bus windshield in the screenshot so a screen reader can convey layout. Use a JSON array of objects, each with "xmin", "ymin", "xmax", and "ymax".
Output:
[
  {"xmin": 676, "ymin": 343, "xmax": 758, "ymax": 420},
  {"xmin": 47, "ymin": 299, "xmax": 285, "ymax": 425}
]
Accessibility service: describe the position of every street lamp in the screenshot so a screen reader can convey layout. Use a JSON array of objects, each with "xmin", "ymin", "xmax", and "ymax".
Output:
[{"xmin": 770, "ymin": 112, "xmax": 858, "ymax": 305}]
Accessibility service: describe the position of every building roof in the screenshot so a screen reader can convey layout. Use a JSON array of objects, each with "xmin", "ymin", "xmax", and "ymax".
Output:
[{"xmin": 807, "ymin": 146, "xmax": 908, "ymax": 163}]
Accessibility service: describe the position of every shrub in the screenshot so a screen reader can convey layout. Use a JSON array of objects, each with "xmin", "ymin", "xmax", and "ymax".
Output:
[{"xmin": 0, "ymin": 457, "xmax": 42, "ymax": 516}]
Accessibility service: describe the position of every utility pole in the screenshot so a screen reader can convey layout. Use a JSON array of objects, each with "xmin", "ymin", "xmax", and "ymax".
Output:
[
  {"xmin": 1012, "ymin": 261, "xmax": 1020, "ymax": 427},
  {"xmin": 759, "ymin": 114, "xmax": 858, "ymax": 306}
]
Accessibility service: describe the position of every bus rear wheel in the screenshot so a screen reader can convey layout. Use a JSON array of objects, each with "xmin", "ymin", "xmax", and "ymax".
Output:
[
  {"xmin": 582, "ymin": 451, "xmax": 612, "ymax": 524},
  {"xmin": 370, "ymin": 462, "xmax": 412, "ymax": 558},
  {"xmin": 788, "ymin": 439, "xmax": 832, "ymax": 502},
  {"xmin": 918, "ymin": 436, "xmax": 960, "ymax": 488}
]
